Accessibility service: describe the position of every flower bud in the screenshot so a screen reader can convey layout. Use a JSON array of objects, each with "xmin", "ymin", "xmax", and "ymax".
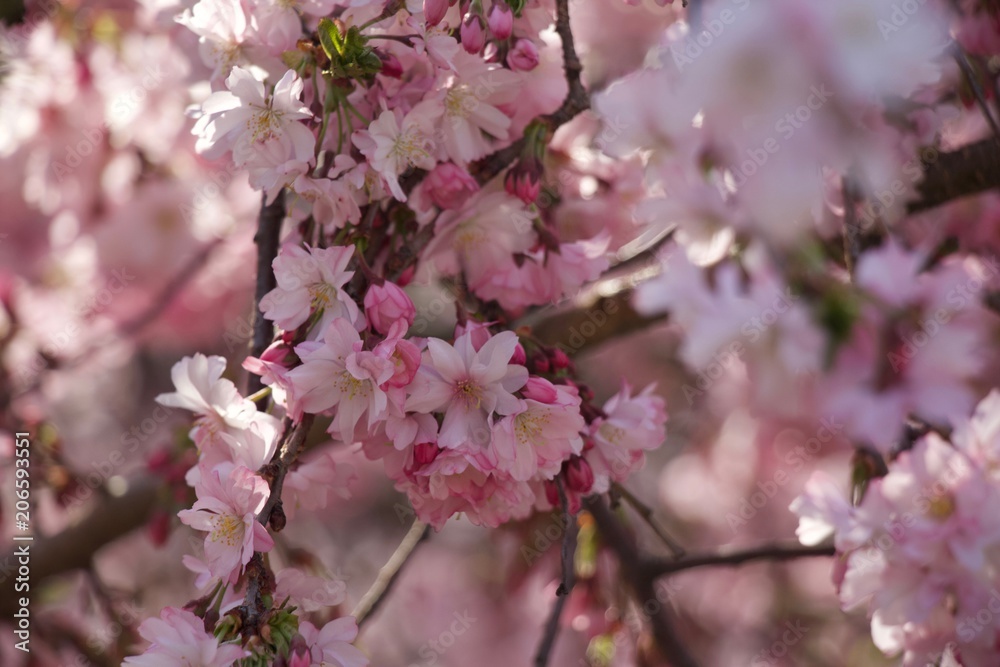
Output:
[
  {"xmin": 504, "ymin": 158, "xmax": 542, "ymax": 204},
  {"xmin": 488, "ymin": 3, "xmax": 513, "ymax": 40},
  {"xmin": 565, "ymin": 456, "xmax": 595, "ymax": 493},
  {"xmin": 550, "ymin": 347, "xmax": 572, "ymax": 370},
  {"xmin": 148, "ymin": 510, "xmax": 172, "ymax": 546},
  {"xmin": 425, "ymin": 162, "xmax": 480, "ymax": 210},
  {"xmin": 511, "ymin": 342, "xmax": 527, "ymax": 365},
  {"xmin": 507, "ymin": 38, "xmax": 539, "ymax": 71},
  {"xmin": 413, "ymin": 442, "xmax": 440, "ymax": 465},
  {"xmin": 424, "ymin": 0, "xmax": 449, "ymax": 26},
  {"xmin": 375, "ymin": 49, "xmax": 403, "ymax": 78},
  {"xmin": 364, "ymin": 281, "xmax": 416, "ymax": 335},
  {"xmin": 543, "ymin": 479, "xmax": 560, "ymax": 507},
  {"xmin": 522, "ymin": 376, "xmax": 558, "ymax": 403},
  {"xmin": 461, "ymin": 14, "xmax": 486, "ymax": 54}
]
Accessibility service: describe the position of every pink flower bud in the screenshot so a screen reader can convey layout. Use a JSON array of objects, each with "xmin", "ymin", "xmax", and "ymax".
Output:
[
  {"xmin": 364, "ymin": 281, "xmax": 416, "ymax": 335},
  {"xmin": 376, "ymin": 50, "xmax": 403, "ymax": 78},
  {"xmin": 551, "ymin": 347, "xmax": 571, "ymax": 370},
  {"xmin": 288, "ymin": 634, "xmax": 311, "ymax": 667},
  {"xmin": 511, "ymin": 342, "xmax": 527, "ymax": 365},
  {"xmin": 424, "ymin": 0, "xmax": 449, "ymax": 26},
  {"xmin": 522, "ymin": 376, "xmax": 559, "ymax": 403},
  {"xmin": 414, "ymin": 442, "xmax": 440, "ymax": 465},
  {"xmin": 507, "ymin": 38, "xmax": 539, "ymax": 71},
  {"xmin": 425, "ymin": 162, "xmax": 480, "ymax": 210},
  {"xmin": 543, "ymin": 479, "xmax": 560, "ymax": 507},
  {"xmin": 487, "ymin": 3, "xmax": 513, "ymax": 40},
  {"xmin": 504, "ymin": 162, "xmax": 542, "ymax": 204},
  {"xmin": 565, "ymin": 456, "xmax": 595, "ymax": 493},
  {"xmin": 148, "ymin": 510, "xmax": 171, "ymax": 546},
  {"xmin": 461, "ymin": 14, "xmax": 486, "ymax": 54}
]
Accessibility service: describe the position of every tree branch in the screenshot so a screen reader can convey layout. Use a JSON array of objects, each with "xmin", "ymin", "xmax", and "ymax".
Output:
[
  {"xmin": 909, "ymin": 137, "xmax": 1000, "ymax": 213},
  {"xmin": 0, "ymin": 476, "xmax": 163, "ymax": 617},
  {"xmin": 248, "ymin": 191, "xmax": 286, "ymax": 395},
  {"xmin": 643, "ymin": 541, "xmax": 835, "ymax": 580},
  {"xmin": 352, "ymin": 519, "xmax": 430, "ymax": 629},
  {"xmin": 584, "ymin": 496, "xmax": 699, "ymax": 667},
  {"xmin": 533, "ymin": 479, "xmax": 579, "ymax": 667}
]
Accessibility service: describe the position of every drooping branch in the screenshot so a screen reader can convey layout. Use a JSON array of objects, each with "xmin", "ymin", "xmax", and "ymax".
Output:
[
  {"xmin": 584, "ymin": 496, "xmax": 700, "ymax": 667},
  {"xmin": 353, "ymin": 519, "xmax": 431, "ymax": 629},
  {"xmin": 533, "ymin": 479, "xmax": 579, "ymax": 667}
]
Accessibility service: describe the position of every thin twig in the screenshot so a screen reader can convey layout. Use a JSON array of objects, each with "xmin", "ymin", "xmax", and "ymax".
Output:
[
  {"xmin": 256, "ymin": 415, "xmax": 316, "ymax": 526},
  {"xmin": 842, "ymin": 173, "xmax": 862, "ymax": 277},
  {"xmin": 533, "ymin": 479, "xmax": 579, "ymax": 667},
  {"xmin": 611, "ymin": 482, "xmax": 685, "ymax": 558},
  {"xmin": 643, "ymin": 541, "xmax": 835, "ymax": 579},
  {"xmin": 584, "ymin": 496, "xmax": 699, "ymax": 667},
  {"xmin": 353, "ymin": 519, "xmax": 431, "ymax": 628},
  {"xmin": 953, "ymin": 46, "xmax": 1000, "ymax": 141}
]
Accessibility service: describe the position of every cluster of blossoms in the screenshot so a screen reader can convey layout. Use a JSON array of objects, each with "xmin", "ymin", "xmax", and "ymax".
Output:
[
  {"xmin": 8, "ymin": 0, "xmax": 1000, "ymax": 662},
  {"xmin": 116, "ymin": 0, "xmax": 667, "ymax": 663},
  {"xmin": 792, "ymin": 390, "xmax": 1000, "ymax": 666}
]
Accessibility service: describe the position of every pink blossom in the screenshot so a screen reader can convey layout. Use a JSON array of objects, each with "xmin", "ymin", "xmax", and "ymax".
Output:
[
  {"xmin": 490, "ymin": 378, "xmax": 585, "ymax": 480},
  {"xmin": 178, "ymin": 465, "xmax": 274, "ymax": 582},
  {"xmin": 405, "ymin": 330, "xmax": 528, "ymax": 450},
  {"xmin": 422, "ymin": 162, "xmax": 480, "ymax": 210},
  {"xmin": 123, "ymin": 607, "xmax": 247, "ymax": 667},
  {"xmin": 507, "ymin": 38, "xmax": 539, "ymax": 72},
  {"xmin": 259, "ymin": 244, "xmax": 360, "ymax": 334},
  {"xmin": 364, "ymin": 281, "xmax": 416, "ymax": 334},
  {"xmin": 287, "ymin": 318, "xmax": 396, "ymax": 441},
  {"xmin": 298, "ymin": 618, "xmax": 369, "ymax": 667},
  {"xmin": 586, "ymin": 383, "xmax": 667, "ymax": 492},
  {"xmin": 354, "ymin": 104, "xmax": 439, "ymax": 202},
  {"xmin": 155, "ymin": 353, "xmax": 258, "ymax": 446}
]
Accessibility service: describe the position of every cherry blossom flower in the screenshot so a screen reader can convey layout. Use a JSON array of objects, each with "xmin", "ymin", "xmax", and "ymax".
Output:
[
  {"xmin": 178, "ymin": 465, "xmax": 274, "ymax": 582},
  {"xmin": 298, "ymin": 618, "xmax": 368, "ymax": 667},
  {"xmin": 363, "ymin": 281, "xmax": 416, "ymax": 335},
  {"xmin": 406, "ymin": 329, "xmax": 528, "ymax": 450},
  {"xmin": 123, "ymin": 607, "xmax": 248, "ymax": 667},
  {"xmin": 586, "ymin": 383, "xmax": 667, "ymax": 492},
  {"xmin": 259, "ymin": 244, "xmax": 361, "ymax": 334},
  {"xmin": 353, "ymin": 104, "xmax": 439, "ymax": 201},
  {"xmin": 155, "ymin": 353, "xmax": 258, "ymax": 446},
  {"xmin": 286, "ymin": 317, "xmax": 396, "ymax": 441}
]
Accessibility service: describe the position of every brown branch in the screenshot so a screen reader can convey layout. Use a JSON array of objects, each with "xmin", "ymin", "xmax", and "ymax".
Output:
[
  {"xmin": 256, "ymin": 414, "xmax": 315, "ymax": 528},
  {"xmin": 0, "ymin": 476, "xmax": 163, "ymax": 617},
  {"xmin": 533, "ymin": 479, "xmax": 579, "ymax": 667},
  {"xmin": 643, "ymin": 541, "xmax": 835, "ymax": 579},
  {"xmin": 584, "ymin": 496, "xmax": 699, "ymax": 667},
  {"xmin": 248, "ymin": 190, "xmax": 286, "ymax": 395},
  {"xmin": 352, "ymin": 519, "xmax": 430, "ymax": 629},
  {"xmin": 909, "ymin": 138, "xmax": 1000, "ymax": 213}
]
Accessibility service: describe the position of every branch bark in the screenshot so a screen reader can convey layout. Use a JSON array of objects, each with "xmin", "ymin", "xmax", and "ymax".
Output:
[
  {"xmin": 642, "ymin": 541, "xmax": 835, "ymax": 580},
  {"xmin": 909, "ymin": 138, "xmax": 1000, "ymax": 214},
  {"xmin": 248, "ymin": 191, "xmax": 286, "ymax": 395},
  {"xmin": 584, "ymin": 496, "xmax": 700, "ymax": 667},
  {"xmin": 0, "ymin": 476, "xmax": 163, "ymax": 617},
  {"xmin": 353, "ymin": 519, "xmax": 431, "ymax": 629}
]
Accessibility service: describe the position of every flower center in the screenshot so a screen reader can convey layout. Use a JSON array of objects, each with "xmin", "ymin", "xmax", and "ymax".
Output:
[
  {"xmin": 515, "ymin": 411, "xmax": 548, "ymax": 443},
  {"xmin": 309, "ymin": 282, "xmax": 338, "ymax": 309},
  {"xmin": 249, "ymin": 107, "xmax": 281, "ymax": 143},
  {"xmin": 455, "ymin": 379, "xmax": 483, "ymax": 409},
  {"xmin": 599, "ymin": 423, "xmax": 625, "ymax": 446},
  {"xmin": 926, "ymin": 493, "xmax": 956, "ymax": 521},
  {"xmin": 392, "ymin": 127, "xmax": 430, "ymax": 167},
  {"xmin": 337, "ymin": 371, "xmax": 371, "ymax": 401},
  {"xmin": 210, "ymin": 513, "xmax": 244, "ymax": 547},
  {"xmin": 445, "ymin": 85, "xmax": 473, "ymax": 119}
]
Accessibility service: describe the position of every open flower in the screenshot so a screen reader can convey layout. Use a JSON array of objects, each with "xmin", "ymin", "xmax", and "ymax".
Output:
[
  {"xmin": 123, "ymin": 607, "xmax": 247, "ymax": 667},
  {"xmin": 260, "ymin": 244, "xmax": 360, "ymax": 334},
  {"xmin": 406, "ymin": 330, "xmax": 528, "ymax": 450},
  {"xmin": 178, "ymin": 465, "xmax": 274, "ymax": 583}
]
